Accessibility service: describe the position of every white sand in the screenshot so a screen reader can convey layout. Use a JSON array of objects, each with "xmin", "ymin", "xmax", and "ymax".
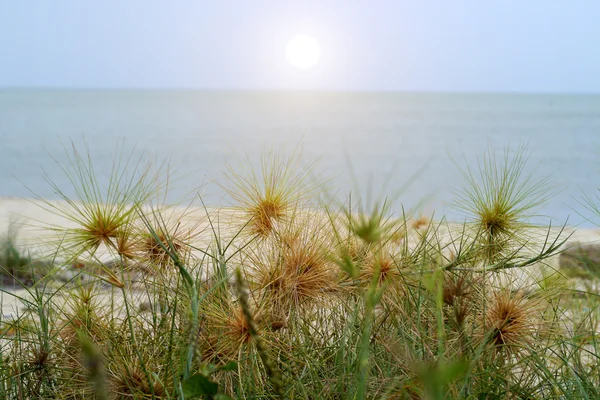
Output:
[{"xmin": 1, "ymin": 196, "xmax": 599, "ymax": 320}]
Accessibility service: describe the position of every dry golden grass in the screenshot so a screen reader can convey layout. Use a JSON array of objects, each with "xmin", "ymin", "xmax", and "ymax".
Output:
[
  {"xmin": 246, "ymin": 215, "xmax": 338, "ymax": 317},
  {"xmin": 4, "ymin": 144, "xmax": 597, "ymax": 399},
  {"xmin": 483, "ymin": 289, "xmax": 542, "ymax": 356},
  {"xmin": 218, "ymin": 149, "xmax": 319, "ymax": 239}
]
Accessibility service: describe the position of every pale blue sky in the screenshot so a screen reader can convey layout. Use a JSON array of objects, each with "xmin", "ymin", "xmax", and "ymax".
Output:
[{"xmin": 1, "ymin": 1, "xmax": 599, "ymax": 92}]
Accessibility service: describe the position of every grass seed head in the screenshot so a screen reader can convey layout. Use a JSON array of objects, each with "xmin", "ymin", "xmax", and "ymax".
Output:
[
  {"xmin": 201, "ymin": 299, "xmax": 260, "ymax": 362},
  {"xmin": 60, "ymin": 285, "xmax": 109, "ymax": 348},
  {"xmin": 442, "ymin": 272, "xmax": 475, "ymax": 307},
  {"xmin": 224, "ymin": 309, "xmax": 253, "ymax": 348},
  {"xmin": 484, "ymin": 289, "xmax": 540, "ymax": 355},
  {"xmin": 125, "ymin": 210, "xmax": 198, "ymax": 273},
  {"xmin": 36, "ymin": 142, "xmax": 161, "ymax": 259},
  {"xmin": 360, "ymin": 250, "xmax": 400, "ymax": 287},
  {"xmin": 442, "ymin": 271, "xmax": 480, "ymax": 329},
  {"xmin": 219, "ymin": 148, "xmax": 319, "ymax": 239},
  {"xmin": 110, "ymin": 364, "xmax": 166, "ymax": 399},
  {"xmin": 250, "ymin": 222, "xmax": 336, "ymax": 313},
  {"xmin": 250, "ymin": 198, "xmax": 287, "ymax": 237},
  {"xmin": 114, "ymin": 228, "xmax": 137, "ymax": 261},
  {"xmin": 28, "ymin": 346, "xmax": 51, "ymax": 369},
  {"xmin": 410, "ymin": 215, "xmax": 430, "ymax": 231},
  {"xmin": 453, "ymin": 145, "xmax": 552, "ymax": 262},
  {"xmin": 140, "ymin": 230, "xmax": 183, "ymax": 267},
  {"xmin": 347, "ymin": 201, "xmax": 401, "ymax": 246}
]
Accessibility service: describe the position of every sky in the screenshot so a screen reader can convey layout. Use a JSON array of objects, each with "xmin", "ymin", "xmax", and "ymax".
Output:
[{"xmin": 1, "ymin": 1, "xmax": 600, "ymax": 92}]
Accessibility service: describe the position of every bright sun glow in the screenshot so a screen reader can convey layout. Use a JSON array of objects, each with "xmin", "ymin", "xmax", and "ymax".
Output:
[{"xmin": 286, "ymin": 35, "xmax": 321, "ymax": 70}]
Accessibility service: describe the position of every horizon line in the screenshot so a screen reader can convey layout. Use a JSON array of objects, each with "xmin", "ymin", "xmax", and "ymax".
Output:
[{"xmin": 1, "ymin": 85, "xmax": 600, "ymax": 96}]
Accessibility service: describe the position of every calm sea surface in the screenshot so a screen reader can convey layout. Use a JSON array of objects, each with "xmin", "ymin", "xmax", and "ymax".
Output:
[{"xmin": 1, "ymin": 89, "xmax": 599, "ymax": 226}]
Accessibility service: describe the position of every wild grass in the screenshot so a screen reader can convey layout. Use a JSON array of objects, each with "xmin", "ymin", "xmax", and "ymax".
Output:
[
  {"xmin": 1, "ymin": 144, "xmax": 600, "ymax": 399},
  {"xmin": 0, "ymin": 222, "xmax": 52, "ymax": 287}
]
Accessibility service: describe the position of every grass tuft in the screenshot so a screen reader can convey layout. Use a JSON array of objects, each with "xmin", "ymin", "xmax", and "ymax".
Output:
[
  {"xmin": 453, "ymin": 145, "xmax": 553, "ymax": 263},
  {"xmin": 483, "ymin": 289, "xmax": 540, "ymax": 355},
  {"xmin": 218, "ymin": 147, "xmax": 318, "ymax": 239},
  {"xmin": 3, "ymin": 143, "xmax": 599, "ymax": 399}
]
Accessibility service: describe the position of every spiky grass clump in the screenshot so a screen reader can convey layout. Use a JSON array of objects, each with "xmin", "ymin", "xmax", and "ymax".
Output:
[
  {"xmin": 326, "ymin": 196, "xmax": 410, "ymax": 285},
  {"xmin": 219, "ymin": 148, "xmax": 318, "ymax": 238},
  {"xmin": 107, "ymin": 355, "xmax": 167, "ymax": 399},
  {"xmin": 200, "ymin": 300, "xmax": 257, "ymax": 363},
  {"xmin": 198, "ymin": 264, "xmax": 259, "ymax": 363},
  {"xmin": 347, "ymin": 202, "xmax": 395, "ymax": 245},
  {"xmin": 33, "ymin": 142, "xmax": 160, "ymax": 260},
  {"xmin": 358, "ymin": 246, "xmax": 404, "ymax": 291},
  {"xmin": 454, "ymin": 146, "xmax": 552, "ymax": 263},
  {"xmin": 247, "ymin": 214, "xmax": 338, "ymax": 317},
  {"xmin": 59, "ymin": 283, "xmax": 109, "ymax": 348},
  {"xmin": 483, "ymin": 289, "xmax": 542, "ymax": 357},
  {"xmin": 131, "ymin": 211, "xmax": 199, "ymax": 273},
  {"xmin": 442, "ymin": 270, "xmax": 480, "ymax": 331}
]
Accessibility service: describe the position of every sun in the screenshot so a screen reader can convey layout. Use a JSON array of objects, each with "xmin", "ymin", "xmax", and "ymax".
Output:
[{"xmin": 286, "ymin": 35, "xmax": 321, "ymax": 70}]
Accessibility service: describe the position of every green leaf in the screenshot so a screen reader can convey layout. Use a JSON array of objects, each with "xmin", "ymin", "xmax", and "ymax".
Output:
[
  {"xmin": 217, "ymin": 361, "xmax": 238, "ymax": 372},
  {"xmin": 437, "ymin": 359, "xmax": 469, "ymax": 384},
  {"xmin": 204, "ymin": 361, "xmax": 237, "ymax": 375},
  {"xmin": 182, "ymin": 373, "xmax": 219, "ymax": 399}
]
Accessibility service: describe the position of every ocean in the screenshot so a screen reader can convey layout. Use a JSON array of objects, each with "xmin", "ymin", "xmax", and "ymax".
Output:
[{"xmin": 1, "ymin": 89, "xmax": 599, "ymax": 226}]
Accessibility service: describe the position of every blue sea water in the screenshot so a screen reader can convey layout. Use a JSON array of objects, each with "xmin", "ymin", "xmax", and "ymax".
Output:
[{"xmin": 1, "ymin": 89, "xmax": 599, "ymax": 226}]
